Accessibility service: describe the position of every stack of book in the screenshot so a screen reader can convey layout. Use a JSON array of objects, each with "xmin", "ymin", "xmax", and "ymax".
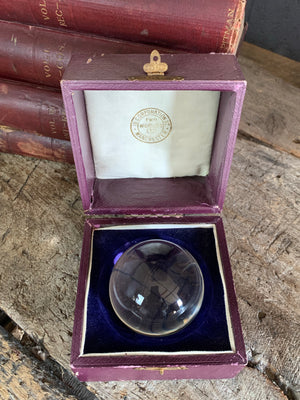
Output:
[{"xmin": 0, "ymin": 0, "xmax": 246, "ymax": 163}]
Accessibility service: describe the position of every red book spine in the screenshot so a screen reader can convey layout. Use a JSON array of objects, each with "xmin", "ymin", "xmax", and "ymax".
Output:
[
  {"xmin": 0, "ymin": 0, "xmax": 245, "ymax": 53},
  {"xmin": 0, "ymin": 20, "xmax": 172, "ymax": 88},
  {"xmin": 0, "ymin": 79, "xmax": 68, "ymax": 140},
  {"xmin": 0, "ymin": 126, "xmax": 73, "ymax": 163}
]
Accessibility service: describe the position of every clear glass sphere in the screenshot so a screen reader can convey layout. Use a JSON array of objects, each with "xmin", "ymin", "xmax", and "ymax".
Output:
[{"xmin": 109, "ymin": 239, "xmax": 204, "ymax": 336}]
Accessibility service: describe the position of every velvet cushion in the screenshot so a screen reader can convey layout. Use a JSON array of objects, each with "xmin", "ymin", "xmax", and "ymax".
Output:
[{"xmin": 83, "ymin": 225, "xmax": 231, "ymax": 354}]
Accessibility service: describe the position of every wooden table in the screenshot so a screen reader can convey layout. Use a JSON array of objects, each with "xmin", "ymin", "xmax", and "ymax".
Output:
[{"xmin": 0, "ymin": 43, "xmax": 299, "ymax": 399}]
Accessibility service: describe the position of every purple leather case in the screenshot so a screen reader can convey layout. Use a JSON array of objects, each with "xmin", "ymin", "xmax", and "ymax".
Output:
[{"xmin": 61, "ymin": 53, "xmax": 247, "ymax": 381}]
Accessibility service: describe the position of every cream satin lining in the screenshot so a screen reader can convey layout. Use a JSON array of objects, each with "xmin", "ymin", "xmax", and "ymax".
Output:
[{"xmin": 84, "ymin": 90, "xmax": 220, "ymax": 179}]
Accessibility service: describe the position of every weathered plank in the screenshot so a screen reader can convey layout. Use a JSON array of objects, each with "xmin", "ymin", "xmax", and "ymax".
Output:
[
  {"xmin": 0, "ymin": 325, "xmax": 77, "ymax": 400},
  {"xmin": 0, "ymin": 134, "xmax": 298, "ymax": 399},
  {"xmin": 224, "ymin": 140, "xmax": 300, "ymax": 398},
  {"xmin": 240, "ymin": 42, "xmax": 300, "ymax": 88},
  {"xmin": 238, "ymin": 51, "xmax": 300, "ymax": 158},
  {"xmin": 85, "ymin": 367, "xmax": 287, "ymax": 400}
]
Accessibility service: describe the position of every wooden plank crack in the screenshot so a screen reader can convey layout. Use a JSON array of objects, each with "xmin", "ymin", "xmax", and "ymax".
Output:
[{"xmin": 13, "ymin": 162, "xmax": 40, "ymax": 202}]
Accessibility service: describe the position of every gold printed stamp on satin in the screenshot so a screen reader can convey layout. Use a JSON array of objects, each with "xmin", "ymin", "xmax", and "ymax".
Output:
[{"xmin": 130, "ymin": 108, "xmax": 172, "ymax": 144}]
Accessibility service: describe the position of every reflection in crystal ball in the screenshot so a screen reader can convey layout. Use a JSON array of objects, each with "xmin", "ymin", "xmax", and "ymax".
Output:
[{"xmin": 109, "ymin": 239, "xmax": 204, "ymax": 336}]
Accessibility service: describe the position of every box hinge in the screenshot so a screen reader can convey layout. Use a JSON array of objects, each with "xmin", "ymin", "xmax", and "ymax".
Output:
[
  {"xmin": 85, "ymin": 212, "xmax": 222, "ymax": 219},
  {"xmin": 85, "ymin": 213, "xmax": 185, "ymax": 219}
]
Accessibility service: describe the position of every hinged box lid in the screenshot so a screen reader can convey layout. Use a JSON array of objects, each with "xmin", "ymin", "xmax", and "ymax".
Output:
[
  {"xmin": 61, "ymin": 52, "xmax": 246, "ymax": 216},
  {"xmin": 61, "ymin": 52, "xmax": 247, "ymax": 381}
]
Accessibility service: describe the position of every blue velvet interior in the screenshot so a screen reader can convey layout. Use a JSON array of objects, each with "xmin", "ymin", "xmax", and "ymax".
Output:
[{"xmin": 83, "ymin": 225, "xmax": 231, "ymax": 354}]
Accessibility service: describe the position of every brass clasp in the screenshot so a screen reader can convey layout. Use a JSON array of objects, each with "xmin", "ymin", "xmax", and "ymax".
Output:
[
  {"xmin": 143, "ymin": 50, "xmax": 168, "ymax": 76},
  {"xmin": 128, "ymin": 50, "xmax": 184, "ymax": 81},
  {"xmin": 135, "ymin": 366, "xmax": 188, "ymax": 376}
]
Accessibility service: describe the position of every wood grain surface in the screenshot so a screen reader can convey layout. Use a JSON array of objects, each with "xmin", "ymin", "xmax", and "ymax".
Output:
[
  {"xmin": 0, "ymin": 325, "xmax": 77, "ymax": 399},
  {"xmin": 240, "ymin": 42, "xmax": 300, "ymax": 88},
  {"xmin": 0, "ymin": 46, "xmax": 299, "ymax": 399},
  {"xmin": 239, "ymin": 48, "xmax": 300, "ymax": 158}
]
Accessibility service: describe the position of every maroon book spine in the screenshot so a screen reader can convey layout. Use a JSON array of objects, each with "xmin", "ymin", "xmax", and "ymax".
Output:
[
  {"xmin": 0, "ymin": 0, "xmax": 245, "ymax": 53},
  {"xmin": 0, "ymin": 79, "xmax": 68, "ymax": 140},
  {"xmin": 0, "ymin": 126, "xmax": 73, "ymax": 163},
  {"xmin": 0, "ymin": 20, "xmax": 172, "ymax": 88}
]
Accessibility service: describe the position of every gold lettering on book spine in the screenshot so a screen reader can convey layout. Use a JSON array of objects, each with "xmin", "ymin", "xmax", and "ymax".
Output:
[
  {"xmin": 55, "ymin": 2, "xmax": 67, "ymax": 27},
  {"xmin": 55, "ymin": 43, "xmax": 66, "ymax": 77},
  {"xmin": 220, "ymin": 0, "xmax": 246, "ymax": 53},
  {"xmin": 42, "ymin": 49, "xmax": 52, "ymax": 78},
  {"xmin": 47, "ymin": 105, "xmax": 69, "ymax": 140},
  {"xmin": 42, "ymin": 43, "xmax": 67, "ymax": 79},
  {"xmin": 220, "ymin": 8, "xmax": 235, "ymax": 51},
  {"xmin": 61, "ymin": 110, "xmax": 69, "ymax": 138},
  {"xmin": 39, "ymin": 0, "xmax": 50, "ymax": 21},
  {"xmin": 38, "ymin": 0, "xmax": 67, "ymax": 27}
]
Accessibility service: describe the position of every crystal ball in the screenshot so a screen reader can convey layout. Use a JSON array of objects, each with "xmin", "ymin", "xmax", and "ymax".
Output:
[{"xmin": 109, "ymin": 239, "xmax": 204, "ymax": 336}]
